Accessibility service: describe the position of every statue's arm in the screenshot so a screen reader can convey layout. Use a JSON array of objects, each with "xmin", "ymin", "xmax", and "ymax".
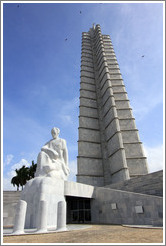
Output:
[
  {"xmin": 62, "ymin": 139, "xmax": 68, "ymax": 166},
  {"xmin": 41, "ymin": 147, "xmax": 59, "ymax": 159},
  {"xmin": 61, "ymin": 139, "xmax": 70, "ymax": 175}
]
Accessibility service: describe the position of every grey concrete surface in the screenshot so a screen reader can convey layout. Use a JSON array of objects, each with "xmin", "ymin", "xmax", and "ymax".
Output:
[
  {"xmin": 105, "ymin": 170, "xmax": 163, "ymax": 197},
  {"xmin": 77, "ymin": 24, "xmax": 148, "ymax": 186},
  {"xmin": 3, "ymin": 224, "xmax": 92, "ymax": 236}
]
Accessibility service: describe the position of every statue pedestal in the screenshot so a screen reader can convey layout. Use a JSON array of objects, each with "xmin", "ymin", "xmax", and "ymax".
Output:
[
  {"xmin": 13, "ymin": 200, "xmax": 27, "ymax": 234},
  {"xmin": 12, "ymin": 128, "xmax": 69, "ymax": 234},
  {"xmin": 14, "ymin": 177, "xmax": 66, "ymax": 233}
]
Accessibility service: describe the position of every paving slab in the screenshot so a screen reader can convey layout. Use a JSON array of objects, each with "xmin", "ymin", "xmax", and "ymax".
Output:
[{"xmin": 3, "ymin": 224, "xmax": 163, "ymax": 244}]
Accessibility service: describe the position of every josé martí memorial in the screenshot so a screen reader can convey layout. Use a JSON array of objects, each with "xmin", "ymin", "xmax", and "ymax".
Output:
[{"xmin": 3, "ymin": 24, "xmax": 163, "ymax": 234}]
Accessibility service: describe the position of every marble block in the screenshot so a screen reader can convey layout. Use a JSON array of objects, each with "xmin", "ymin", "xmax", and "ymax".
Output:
[
  {"xmin": 21, "ymin": 177, "xmax": 66, "ymax": 230},
  {"xmin": 135, "ymin": 205, "xmax": 144, "ymax": 214},
  {"xmin": 111, "ymin": 203, "xmax": 117, "ymax": 210},
  {"xmin": 12, "ymin": 127, "xmax": 69, "ymax": 234}
]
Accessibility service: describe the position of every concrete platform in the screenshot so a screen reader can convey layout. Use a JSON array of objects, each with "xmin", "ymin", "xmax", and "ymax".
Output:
[
  {"xmin": 3, "ymin": 224, "xmax": 92, "ymax": 236},
  {"xmin": 122, "ymin": 224, "xmax": 163, "ymax": 229}
]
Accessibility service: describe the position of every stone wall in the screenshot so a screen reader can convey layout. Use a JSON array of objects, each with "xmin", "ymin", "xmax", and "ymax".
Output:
[
  {"xmin": 3, "ymin": 178, "xmax": 163, "ymax": 227},
  {"xmin": 91, "ymin": 186, "xmax": 163, "ymax": 226},
  {"xmin": 3, "ymin": 191, "xmax": 21, "ymax": 227},
  {"xmin": 105, "ymin": 170, "xmax": 163, "ymax": 197},
  {"xmin": 77, "ymin": 24, "xmax": 149, "ymax": 187}
]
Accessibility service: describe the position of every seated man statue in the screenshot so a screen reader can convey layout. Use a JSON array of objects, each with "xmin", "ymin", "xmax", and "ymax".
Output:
[
  {"xmin": 13, "ymin": 127, "xmax": 70, "ymax": 233},
  {"xmin": 35, "ymin": 127, "xmax": 70, "ymax": 180}
]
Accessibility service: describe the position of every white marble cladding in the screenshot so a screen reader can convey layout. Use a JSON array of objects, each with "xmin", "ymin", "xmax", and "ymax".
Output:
[
  {"xmin": 91, "ymin": 185, "xmax": 162, "ymax": 226},
  {"xmin": 105, "ymin": 119, "xmax": 120, "ymax": 140},
  {"xmin": 121, "ymin": 130, "xmax": 140, "ymax": 143},
  {"xmin": 127, "ymin": 158, "xmax": 148, "ymax": 176},
  {"xmin": 124, "ymin": 143, "xmax": 145, "ymax": 158},
  {"xmin": 4, "ymin": 179, "xmax": 162, "ymax": 227},
  {"xmin": 77, "ymin": 24, "xmax": 149, "ymax": 186},
  {"xmin": 81, "ymin": 76, "xmax": 95, "ymax": 84},
  {"xmin": 107, "ymin": 133, "xmax": 123, "ymax": 155},
  {"xmin": 81, "ymin": 52, "xmax": 93, "ymax": 60},
  {"xmin": 108, "ymin": 149, "xmax": 128, "ymax": 174},
  {"xmin": 81, "ymin": 66, "xmax": 94, "ymax": 73},
  {"xmin": 111, "ymin": 80, "xmax": 124, "ymax": 86},
  {"xmin": 111, "ymin": 85, "xmax": 126, "ymax": 93},
  {"xmin": 80, "ymin": 97, "xmax": 97, "ymax": 108},
  {"xmin": 102, "ymin": 88, "xmax": 114, "ymax": 106},
  {"xmin": 103, "ymin": 107, "xmax": 117, "ymax": 128},
  {"xmin": 77, "ymin": 175, "xmax": 104, "ymax": 187},
  {"xmin": 115, "ymin": 100, "xmax": 130, "ymax": 109},
  {"xmin": 109, "ymin": 69, "xmax": 121, "ymax": 74},
  {"xmin": 100, "ymin": 80, "xmax": 112, "ymax": 96},
  {"xmin": 113, "ymin": 92, "xmax": 128, "ymax": 101},
  {"xmin": 80, "ymin": 89, "xmax": 96, "ymax": 100},
  {"xmin": 81, "ymin": 60, "xmax": 94, "ymax": 67},
  {"xmin": 77, "ymin": 157, "xmax": 103, "ymax": 176},
  {"xmin": 80, "ymin": 106, "xmax": 98, "ymax": 118},
  {"xmin": 102, "ymin": 97, "xmax": 115, "ymax": 116},
  {"xmin": 64, "ymin": 181, "xmax": 95, "ymax": 198},
  {"xmin": 117, "ymin": 109, "xmax": 133, "ymax": 119},
  {"xmin": 119, "ymin": 119, "xmax": 136, "ymax": 130},
  {"xmin": 111, "ymin": 203, "xmax": 117, "ymax": 210},
  {"xmin": 79, "ymin": 128, "xmax": 101, "ymax": 142},
  {"xmin": 80, "ymin": 82, "xmax": 96, "ymax": 91},
  {"xmin": 108, "ymin": 64, "xmax": 119, "ymax": 69},
  {"xmin": 135, "ymin": 205, "xmax": 144, "ymax": 214},
  {"xmin": 80, "ymin": 71, "xmax": 95, "ymax": 78},
  {"xmin": 111, "ymin": 168, "xmax": 129, "ymax": 184},
  {"xmin": 79, "ymin": 116, "xmax": 99, "ymax": 129},
  {"xmin": 78, "ymin": 141, "xmax": 102, "ymax": 158}
]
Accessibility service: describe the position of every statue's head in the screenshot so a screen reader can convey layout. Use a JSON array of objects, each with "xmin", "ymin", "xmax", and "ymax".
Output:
[{"xmin": 51, "ymin": 127, "xmax": 60, "ymax": 139}]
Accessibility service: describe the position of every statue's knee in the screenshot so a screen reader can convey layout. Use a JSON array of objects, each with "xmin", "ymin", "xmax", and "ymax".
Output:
[{"xmin": 37, "ymin": 151, "xmax": 48, "ymax": 161}]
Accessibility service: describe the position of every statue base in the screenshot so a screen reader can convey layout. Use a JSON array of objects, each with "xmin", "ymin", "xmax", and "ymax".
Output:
[{"xmin": 13, "ymin": 176, "xmax": 67, "ymax": 234}]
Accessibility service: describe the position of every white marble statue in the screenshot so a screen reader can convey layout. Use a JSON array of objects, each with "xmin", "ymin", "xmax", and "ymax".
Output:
[
  {"xmin": 13, "ymin": 127, "xmax": 69, "ymax": 234},
  {"xmin": 35, "ymin": 127, "xmax": 70, "ymax": 180}
]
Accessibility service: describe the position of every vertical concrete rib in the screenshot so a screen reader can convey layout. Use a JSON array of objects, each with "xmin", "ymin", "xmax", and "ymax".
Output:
[
  {"xmin": 77, "ymin": 31, "xmax": 104, "ymax": 187},
  {"xmin": 102, "ymin": 32, "xmax": 149, "ymax": 178},
  {"xmin": 77, "ymin": 24, "xmax": 148, "ymax": 187},
  {"xmin": 93, "ymin": 25, "xmax": 130, "ymax": 184}
]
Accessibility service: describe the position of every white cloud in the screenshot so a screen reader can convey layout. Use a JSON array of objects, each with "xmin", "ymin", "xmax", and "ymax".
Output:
[
  {"xmin": 3, "ymin": 169, "xmax": 18, "ymax": 191},
  {"xmin": 4, "ymin": 154, "xmax": 14, "ymax": 166},
  {"xmin": 131, "ymin": 91, "xmax": 163, "ymax": 121},
  {"xmin": 144, "ymin": 144, "xmax": 163, "ymax": 173},
  {"xmin": 3, "ymin": 177, "xmax": 16, "ymax": 191},
  {"xmin": 3, "ymin": 147, "xmax": 163, "ymax": 190},
  {"xmin": 3, "ymin": 158, "xmax": 30, "ymax": 191},
  {"xmin": 66, "ymin": 145, "xmax": 164, "ymax": 181},
  {"xmin": 3, "ymin": 157, "xmax": 77, "ymax": 190},
  {"xmin": 67, "ymin": 145, "xmax": 164, "ymax": 182},
  {"xmin": 11, "ymin": 159, "xmax": 30, "ymax": 171},
  {"xmin": 59, "ymin": 97, "xmax": 79, "ymax": 128},
  {"xmin": 4, "ymin": 158, "xmax": 77, "ymax": 190}
]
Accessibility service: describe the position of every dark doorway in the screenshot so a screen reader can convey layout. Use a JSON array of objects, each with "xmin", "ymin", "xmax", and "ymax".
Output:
[{"xmin": 66, "ymin": 196, "xmax": 91, "ymax": 224}]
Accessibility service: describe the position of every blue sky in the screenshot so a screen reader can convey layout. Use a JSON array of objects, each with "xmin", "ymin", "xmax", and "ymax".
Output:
[{"xmin": 2, "ymin": 1, "xmax": 164, "ymax": 190}]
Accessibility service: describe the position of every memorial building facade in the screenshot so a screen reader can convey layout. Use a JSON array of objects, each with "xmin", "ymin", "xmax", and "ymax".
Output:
[
  {"xmin": 3, "ymin": 25, "xmax": 163, "ymax": 231},
  {"xmin": 77, "ymin": 24, "xmax": 148, "ymax": 187}
]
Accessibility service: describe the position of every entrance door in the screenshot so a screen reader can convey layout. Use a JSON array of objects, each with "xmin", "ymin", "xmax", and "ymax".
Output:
[{"xmin": 66, "ymin": 196, "xmax": 91, "ymax": 224}]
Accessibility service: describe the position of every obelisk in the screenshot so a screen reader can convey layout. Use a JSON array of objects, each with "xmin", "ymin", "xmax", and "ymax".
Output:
[{"xmin": 77, "ymin": 24, "xmax": 148, "ymax": 187}]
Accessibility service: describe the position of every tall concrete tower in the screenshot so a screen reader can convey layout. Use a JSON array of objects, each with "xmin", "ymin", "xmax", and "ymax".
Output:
[{"xmin": 77, "ymin": 24, "xmax": 149, "ymax": 187}]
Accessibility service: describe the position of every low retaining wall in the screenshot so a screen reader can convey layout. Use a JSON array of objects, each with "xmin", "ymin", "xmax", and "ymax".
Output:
[
  {"xmin": 105, "ymin": 170, "xmax": 163, "ymax": 197},
  {"xmin": 3, "ymin": 191, "xmax": 21, "ymax": 227},
  {"xmin": 3, "ymin": 177, "xmax": 163, "ymax": 227},
  {"xmin": 91, "ymin": 186, "xmax": 163, "ymax": 226}
]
